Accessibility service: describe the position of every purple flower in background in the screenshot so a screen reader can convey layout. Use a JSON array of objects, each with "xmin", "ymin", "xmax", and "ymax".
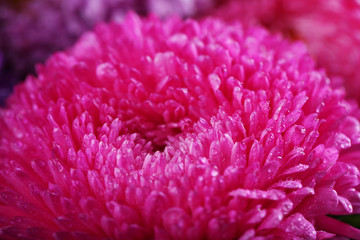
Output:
[
  {"xmin": 147, "ymin": 0, "xmax": 214, "ymax": 18},
  {"xmin": 1, "ymin": 13, "xmax": 360, "ymax": 239},
  {"xmin": 0, "ymin": 0, "xmax": 215, "ymax": 106},
  {"xmin": 213, "ymin": 0, "xmax": 360, "ymax": 103},
  {"xmin": 0, "ymin": 0, "xmax": 138, "ymax": 106}
]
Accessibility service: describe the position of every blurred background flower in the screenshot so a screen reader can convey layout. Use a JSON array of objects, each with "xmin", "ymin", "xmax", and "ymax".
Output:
[
  {"xmin": 0, "ymin": 0, "xmax": 216, "ymax": 106},
  {"xmin": 0, "ymin": 0, "xmax": 134, "ymax": 105}
]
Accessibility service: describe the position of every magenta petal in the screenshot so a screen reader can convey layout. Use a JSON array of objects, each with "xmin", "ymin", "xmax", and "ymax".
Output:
[
  {"xmin": 316, "ymin": 216, "xmax": 360, "ymax": 240},
  {"xmin": 162, "ymin": 208, "xmax": 193, "ymax": 239},
  {"xmin": 270, "ymin": 180, "xmax": 302, "ymax": 190},
  {"xmin": 338, "ymin": 196, "xmax": 354, "ymax": 214},
  {"xmin": 279, "ymin": 213, "xmax": 316, "ymax": 240},
  {"xmin": 229, "ymin": 189, "xmax": 286, "ymax": 201},
  {"xmin": 297, "ymin": 188, "xmax": 339, "ymax": 217}
]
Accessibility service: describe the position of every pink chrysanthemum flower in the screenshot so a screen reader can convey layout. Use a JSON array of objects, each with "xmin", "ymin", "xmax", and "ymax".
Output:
[
  {"xmin": 213, "ymin": 0, "xmax": 360, "ymax": 102},
  {"xmin": 1, "ymin": 13, "xmax": 360, "ymax": 239}
]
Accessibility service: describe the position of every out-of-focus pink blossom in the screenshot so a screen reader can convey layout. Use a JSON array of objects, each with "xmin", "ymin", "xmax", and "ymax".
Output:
[
  {"xmin": 214, "ymin": 0, "xmax": 360, "ymax": 102},
  {"xmin": 1, "ymin": 13, "xmax": 360, "ymax": 239}
]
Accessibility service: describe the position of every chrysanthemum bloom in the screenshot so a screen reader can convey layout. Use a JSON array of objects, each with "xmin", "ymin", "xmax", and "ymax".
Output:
[
  {"xmin": 0, "ymin": 0, "xmax": 215, "ymax": 106},
  {"xmin": 213, "ymin": 0, "xmax": 360, "ymax": 102},
  {"xmin": 1, "ymin": 13, "xmax": 360, "ymax": 239}
]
